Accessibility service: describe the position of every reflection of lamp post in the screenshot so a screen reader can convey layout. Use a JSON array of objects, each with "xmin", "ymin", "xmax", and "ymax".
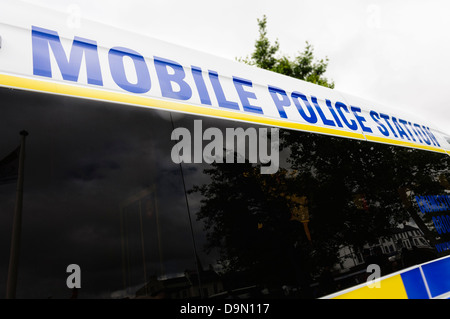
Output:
[
  {"xmin": 120, "ymin": 186, "xmax": 163, "ymax": 297},
  {"xmin": 290, "ymin": 195, "xmax": 311, "ymax": 242},
  {"xmin": 6, "ymin": 131, "xmax": 28, "ymax": 299}
]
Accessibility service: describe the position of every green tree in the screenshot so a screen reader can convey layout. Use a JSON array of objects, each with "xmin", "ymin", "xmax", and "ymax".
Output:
[{"xmin": 239, "ymin": 15, "xmax": 335, "ymax": 89}]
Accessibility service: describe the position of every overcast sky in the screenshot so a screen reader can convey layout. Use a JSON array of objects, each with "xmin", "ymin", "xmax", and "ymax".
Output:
[{"xmin": 24, "ymin": 0, "xmax": 450, "ymax": 134}]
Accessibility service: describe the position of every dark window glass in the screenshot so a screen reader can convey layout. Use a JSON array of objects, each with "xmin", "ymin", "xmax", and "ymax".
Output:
[{"xmin": 0, "ymin": 87, "xmax": 449, "ymax": 299}]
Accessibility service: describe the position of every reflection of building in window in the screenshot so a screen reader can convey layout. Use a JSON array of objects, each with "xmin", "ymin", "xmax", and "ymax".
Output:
[
  {"xmin": 391, "ymin": 225, "xmax": 431, "ymax": 251},
  {"xmin": 135, "ymin": 266, "xmax": 224, "ymax": 299},
  {"xmin": 335, "ymin": 224, "xmax": 431, "ymax": 274}
]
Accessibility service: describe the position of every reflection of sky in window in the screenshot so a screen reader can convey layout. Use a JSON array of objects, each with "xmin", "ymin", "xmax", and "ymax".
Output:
[{"xmin": 0, "ymin": 88, "xmax": 201, "ymax": 298}]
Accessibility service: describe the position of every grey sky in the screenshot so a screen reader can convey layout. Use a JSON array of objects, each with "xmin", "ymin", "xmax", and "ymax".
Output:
[{"xmin": 25, "ymin": 0, "xmax": 450, "ymax": 134}]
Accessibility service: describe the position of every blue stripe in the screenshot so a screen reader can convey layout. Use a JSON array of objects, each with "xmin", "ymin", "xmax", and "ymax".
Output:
[
  {"xmin": 421, "ymin": 257, "xmax": 450, "ymax": 298},
  {"xmin": 400, "ymin": 268, "xmax": 429, "ymax": 299}
]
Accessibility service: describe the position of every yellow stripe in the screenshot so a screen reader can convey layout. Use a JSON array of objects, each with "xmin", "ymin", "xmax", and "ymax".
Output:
[
  {"xmin": 0, "ymin": 73, "xmax": 365, "ymax": 140},
  {"xmin": 365, "ymin": 134, "xmax": 446, "ymax": 154},
  {"xmin": 1, "ymin": 73, "xmax": 447, "ymax": 155},
  {"xmin": 333, "ymin": 274, "xmax": 408, "ymax": 299}
]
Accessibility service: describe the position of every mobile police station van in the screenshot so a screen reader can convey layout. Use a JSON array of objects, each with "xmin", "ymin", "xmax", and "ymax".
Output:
[{"xmin": 1, "ymin": 0, "xmax": 450, "ymax": 299}]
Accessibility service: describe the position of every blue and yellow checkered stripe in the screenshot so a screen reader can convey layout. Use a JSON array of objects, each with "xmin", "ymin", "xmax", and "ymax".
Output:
[{"xmin": 328, "ymin": 256, "xmax": 450, "ymax": 299}]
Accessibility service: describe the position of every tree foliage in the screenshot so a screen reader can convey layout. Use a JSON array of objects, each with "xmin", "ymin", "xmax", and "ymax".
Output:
[
  {"xmin": 191, "ymin": 129, "xmax": 448, "ymax": 296},
  {"xmin": 238, "ymin": 15, "xmax": 335, "ymax": 89}
]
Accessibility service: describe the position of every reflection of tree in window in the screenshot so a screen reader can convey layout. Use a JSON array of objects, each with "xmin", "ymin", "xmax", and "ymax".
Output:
[{"xmin": 191, "ymin": 127, "xmax": 450, "ymax": 297}]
